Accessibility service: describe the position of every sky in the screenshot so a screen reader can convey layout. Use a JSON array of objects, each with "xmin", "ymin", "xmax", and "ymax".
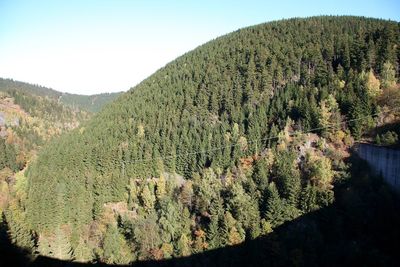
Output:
[{"xmin": 0, "ymin": 0, "xmax": 399, "ymax": 95}]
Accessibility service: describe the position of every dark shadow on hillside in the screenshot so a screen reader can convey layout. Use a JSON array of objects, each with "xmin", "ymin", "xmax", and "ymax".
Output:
[
  {"xmin": 2, "ymin": 153, "xmax": 400, "ymax": 267},
  {"xmin": 367, "ymin": 121, "xmax": 400, "ymax": 148},
  {"xmin": 372, "ymin": 121, "xmax": 400, "ymax": 135},
  {"xmin": 0, "ymin": 213, "xmax": 32, "ymax": 267}
]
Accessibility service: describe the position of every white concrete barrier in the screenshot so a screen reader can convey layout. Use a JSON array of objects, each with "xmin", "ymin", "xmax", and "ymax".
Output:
[{"xmin": 355, "ymin": 143, "xmax": 400, "ymax": 192}]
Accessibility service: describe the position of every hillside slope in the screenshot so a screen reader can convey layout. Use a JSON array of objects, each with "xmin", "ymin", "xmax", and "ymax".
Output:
[{"xmin": 19, "ymin": 16, "xmax": 400, "ymax": 263}]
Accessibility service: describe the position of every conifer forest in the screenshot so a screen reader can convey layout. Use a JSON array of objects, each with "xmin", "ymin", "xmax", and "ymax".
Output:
[{"xmin": 1, "ymin": 16, "xmax": 400, "ymax": 267}]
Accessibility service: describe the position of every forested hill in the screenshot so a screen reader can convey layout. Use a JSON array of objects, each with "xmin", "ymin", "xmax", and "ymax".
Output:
[
  {"xmin": 13, "ymin": 16, "xmax": 400, "ymax": 264},
  {"xmin": 0, "ymin": 78, "xmax": 123, "ymax": 113}
]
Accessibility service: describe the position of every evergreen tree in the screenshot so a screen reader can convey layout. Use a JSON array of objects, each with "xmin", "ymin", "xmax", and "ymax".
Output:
[
  {"xmin": 381, "ymin": 61, "xmax": 396, "ymax": 88},
  {"xmin": 133, "ymin": 212, "xmax": 162, "ymax": 259},
  {"xmin": 264, "ymin": 183, "xmax": 287, "ymax": 228},
  {"xmin": 73, "ymin": 238, "xmax": 93, "ymax": 262},
  {"xmin": 299, "ymin": 183, "xmax": 320, "ymax": 213},
  {"xmin": 158, "ymin": 199, "xmax": 180, "ymax": 244},
  {"xmin": 140, "ymin": 185, "xmax": 156, "ymax": 213},
  {"xmin": 37, "ymin": 227, "xmax": 72, "ymax": 261},
  {"xmin": 252, "ymin": 157, "xmax": 269, "ymax": 194},
  {"xmin": 176, "ymin": 233, "xmax": 191, "ymax": 257},
  {"xmin": 274, "ymin": 151, "xmax": 301, "ymax": 206},
  {"xmin": 52, "ymin": 227, "xmax": 73, "ymax": 261},
  {"xmin": 222, "ymin": 211, "xmax": 244, "ymax": 246},
  {"xmin": 207, "ymin": 196, "xmax": 224, "ymax": 249},
  {"xmin": 102, "ymin": 224, "xmax": 133, "ymax": 264}
]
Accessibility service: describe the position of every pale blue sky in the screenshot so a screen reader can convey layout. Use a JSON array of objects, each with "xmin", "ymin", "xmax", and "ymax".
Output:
[{"xmin": 0, "ymin": 0, "xmax": 399, "ymax": 94}]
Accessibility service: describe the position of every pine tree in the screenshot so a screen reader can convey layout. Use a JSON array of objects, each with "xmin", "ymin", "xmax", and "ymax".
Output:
[
  {"xmin": 140, "ymin": 185, "xmax": 155, "ymax": 213},
  {"xmin": 158, "ymin": 199, "xmax": 180, "ymax": 244},
  {"xmin": 268, "ymin": 124, "xmax": 279, "ymax": 148},
  {"xmin": 299, "ymin": 183, "xmax": 319, "ymax": 213},
  {"xmin": 127, "ymin": 179, "xmax": 139, "ymax": 210},
  {"xmin": 102, "ymin": 224, "xmax": 133, "ymax": 264},
  {"xmin": 37, "ymin": 227, "xmax": 72, "ymax": 261},
  {"xmin": 252, "ymin": 158, "xmax": 269, "ymax": 193},
  {"xmin": 381, "ymin": 61, "xmax": 396, "ymax": 88},
  {"xmin": 53, "ymin": 227, "xmax": 73, "ymax": 260},
  {"xmin": 274, "ymin": 151, "xmax": 301, "ymax": 206},
  {"xmin": 72, "ymin": 237, "xmax": 93, "ymax": 262},
  {"xmin": 155, "ymin": 173, "xmax": 166, "ymax": 201},
  {"xmin": 207, "ymin": 196, "xmax": 224, "ymax": 249},
  {"xmin": 222, "ymin": 211, "xmax": 244, "ymax": 246},
  {"xmin": 349, "ymin": 99, "xmax": 365, "ymax": 139},
  {"xmin": 265, "ymin": 182, "xmax": 286, "ymax": 228},
  {"xmin": 176, "ymin": 233, "xmax": 191, "ymax": 257}
]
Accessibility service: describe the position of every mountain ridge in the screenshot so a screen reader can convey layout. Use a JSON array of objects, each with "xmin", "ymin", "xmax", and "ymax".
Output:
[{"xmin": 0, "ymin": 78, "xmax": 123, "ymax": 113}]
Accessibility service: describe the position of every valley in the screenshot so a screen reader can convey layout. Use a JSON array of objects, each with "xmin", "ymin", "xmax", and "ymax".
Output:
[
  {"xmin": 0, "ymin": 16, "xmax": 399, "ymax": 267},
  {"xmin": 0, "ymin": 78, "xmax": 122, "ymax": 229}
]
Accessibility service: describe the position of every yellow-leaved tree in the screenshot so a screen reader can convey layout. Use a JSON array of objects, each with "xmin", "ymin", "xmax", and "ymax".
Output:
[{"xmin": 365, "ymin": 69, "xmax": 382, "ymax": 98}]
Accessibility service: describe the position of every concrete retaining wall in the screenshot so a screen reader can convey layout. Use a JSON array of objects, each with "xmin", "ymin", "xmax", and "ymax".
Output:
[{"xmin": 355, "ymin": 143, "xmax": 400, "ymax": 192}]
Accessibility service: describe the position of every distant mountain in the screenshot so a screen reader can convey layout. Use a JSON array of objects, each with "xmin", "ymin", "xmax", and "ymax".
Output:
[
  {"xmin": 0, "ymin": 78, "xmax": 123, "ymax": 113},
  {"xmin": 4, "ymin": 16, "xmax": 400, "ymax": 265},
  {"xmin": 0, "ymin": 78, "xmax": 90, "ymax": 150},
  {"xmin": 0, "ymin": 78, "xmax": 61, "ymax": 99},
  {"xmin": 59, "ymin": 92, "xmax": 123, "ymax": 113}
]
